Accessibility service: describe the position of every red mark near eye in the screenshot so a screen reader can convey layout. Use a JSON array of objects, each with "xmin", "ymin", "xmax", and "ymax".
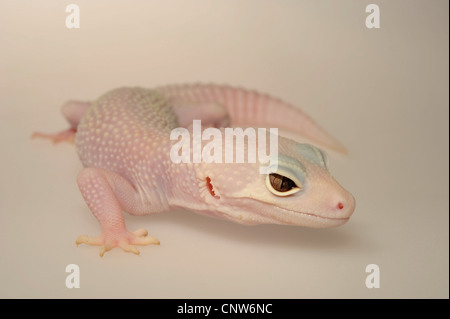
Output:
[
  {"xmin": 206, "ymin": 177, "xmax": 219, "ymax": 199},
  {"xmin": 338, "ymin": 202, "xmax": 344, "ymax": 210}
]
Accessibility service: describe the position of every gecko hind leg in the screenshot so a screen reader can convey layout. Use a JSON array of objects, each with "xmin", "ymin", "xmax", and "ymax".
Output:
[
  {"xmin": 75, "ymin": 167, "xmax": 160, "ymax": 257},
  {"xmin": 32, "ymin": 100, "xmax": 91, "ymax": 144}
]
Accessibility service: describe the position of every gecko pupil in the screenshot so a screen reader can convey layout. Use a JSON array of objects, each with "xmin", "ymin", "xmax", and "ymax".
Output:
[{"xmin": 269, "ymin": 173, "xmax": 296, "ymax": 192}]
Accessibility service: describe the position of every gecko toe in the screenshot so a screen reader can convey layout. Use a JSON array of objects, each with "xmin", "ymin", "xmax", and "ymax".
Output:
[
  {"xmin": 134, "ymin": 235, "xmax": 160, "ymax": 246},
  {"xmin": 76, "ymin": 234, "xmax": 103, "ymax": 246},
  {"xmin": 132, "ymin": 228, "xmax": 148, "ymax": 237},
  {"xmin": 32, "ymin": 129, "xmax": 76, "ymax": 144},
  {"xmin": 119, "ymin": 242, "xmax": 140, "ymax": 255}
]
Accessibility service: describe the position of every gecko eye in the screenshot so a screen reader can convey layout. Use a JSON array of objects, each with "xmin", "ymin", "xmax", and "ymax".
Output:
[{"xmin": 266, "ymin": 173, "xmax": 302, "ymax": 197}]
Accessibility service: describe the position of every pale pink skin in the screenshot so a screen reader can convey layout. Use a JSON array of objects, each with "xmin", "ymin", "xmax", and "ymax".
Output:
[{"xmin": 34, "ymin": 84, "xmax": 355, "ymax": 256}]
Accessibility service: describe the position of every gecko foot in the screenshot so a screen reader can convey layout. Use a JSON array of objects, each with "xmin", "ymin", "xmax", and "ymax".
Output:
[
  {"xmin": 31, "ymin": 128, "xmax": 76, "ymax": 144},
  {"xmin": 76, "ymin": 228, "xmax": 160, "ymax": 257}
]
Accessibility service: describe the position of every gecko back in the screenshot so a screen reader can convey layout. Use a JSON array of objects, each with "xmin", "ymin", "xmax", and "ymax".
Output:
[{"xmin": 75, "ymin": 87, "xmax": 179, "ymax": 170}]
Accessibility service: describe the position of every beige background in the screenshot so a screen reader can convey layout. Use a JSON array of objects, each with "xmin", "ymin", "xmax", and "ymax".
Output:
[{"xmin": 0, "ymin": 0, "xmax": 448, "ymax": 298}]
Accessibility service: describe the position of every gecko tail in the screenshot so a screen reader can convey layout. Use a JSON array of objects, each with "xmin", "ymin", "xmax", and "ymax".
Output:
[{"xmin": 157, "ymin": 83, "xmax": 348, "ymax": 154}]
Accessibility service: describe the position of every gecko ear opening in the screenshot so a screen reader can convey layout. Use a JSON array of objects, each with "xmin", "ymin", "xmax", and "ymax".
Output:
[{"xmin": 206, "ymin": 176, "xmax": 220, "ymax": 199}]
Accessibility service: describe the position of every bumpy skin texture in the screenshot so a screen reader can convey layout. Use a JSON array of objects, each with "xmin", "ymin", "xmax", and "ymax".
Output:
[{"xmin": 35, "ymin": 84, "xmax": 355, "ymax": 256}]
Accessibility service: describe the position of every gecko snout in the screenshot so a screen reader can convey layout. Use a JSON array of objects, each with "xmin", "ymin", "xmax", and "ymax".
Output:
[{"xmin": 334, "ymin": 192, "xmax": 356, "ymax": 217}]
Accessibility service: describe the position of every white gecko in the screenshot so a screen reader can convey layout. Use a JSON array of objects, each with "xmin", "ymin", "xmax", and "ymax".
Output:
[{"xmin": 33, "ymin": 84, "xmax": 356, "ymax": 257}]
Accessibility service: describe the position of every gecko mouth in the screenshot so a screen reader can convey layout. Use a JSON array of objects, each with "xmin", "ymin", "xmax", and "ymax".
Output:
[
  {"xmin": 296, "ymin": 211, "xmax": 349, "ymax": 221},
  {"xmin": 218, "ymin": 197, "xmax": 351, "ymax": 227},
  {"xmin": 268, "ymin": 206, "xmax": 350, "ymax": 227},
  {"xmin": 282, "ymin": 207, "xmax": 349, "ymax": 221}
]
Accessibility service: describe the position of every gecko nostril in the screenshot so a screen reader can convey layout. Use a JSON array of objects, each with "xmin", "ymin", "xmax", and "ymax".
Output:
[{"xmin": 337, "ymin": 202, "xmax": 344, "ymax": 210}]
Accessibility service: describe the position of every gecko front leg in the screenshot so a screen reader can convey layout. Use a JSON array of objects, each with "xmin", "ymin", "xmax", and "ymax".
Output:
[{"xmin": 76, "ymin": 167, "xmax": 159, "ymax": 257}]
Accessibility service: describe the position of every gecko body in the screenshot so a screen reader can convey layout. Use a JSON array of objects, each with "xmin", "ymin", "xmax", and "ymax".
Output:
[{"xmin": 34, "ymin": 84, "xmax": 355, "ymax": 256}]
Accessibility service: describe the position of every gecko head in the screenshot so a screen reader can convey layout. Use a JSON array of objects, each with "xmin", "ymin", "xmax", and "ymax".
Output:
[{"xmin": 195, "ymin": 137, "xmax": 355, "ymax": 228}]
